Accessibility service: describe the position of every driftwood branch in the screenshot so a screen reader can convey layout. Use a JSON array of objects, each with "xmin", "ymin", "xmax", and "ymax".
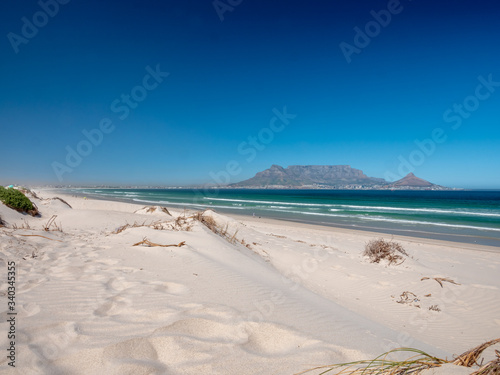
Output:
[{"xmin": 132, "ymin": 237, "xmax": 186, "ymax": 248}]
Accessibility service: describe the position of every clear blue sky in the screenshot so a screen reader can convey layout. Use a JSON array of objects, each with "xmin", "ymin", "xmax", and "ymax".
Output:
[{"xmin": 1, "ymin": 0, "xmax": 499, "ymax": 188}]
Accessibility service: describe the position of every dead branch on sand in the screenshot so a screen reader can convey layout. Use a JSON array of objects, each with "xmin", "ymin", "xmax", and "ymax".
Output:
[
  {"xmin": 132, "ymin": 237, "xmax": 186, "ymax": 248},
  {"xmin": 52, "ymin": 197, "xmax": 72, "ymax": 208},
  {"xmin": 421, "ymin": 276, "xmax": 460, "ymax": 287}
]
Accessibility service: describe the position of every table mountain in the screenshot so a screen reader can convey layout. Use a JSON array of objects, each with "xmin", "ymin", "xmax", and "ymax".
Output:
[
  {"xmin": 229, "ymin": 165, "xmax": 446, "ymax": 189},
  {"xmin": 230, "ymin": 165, "xmax": 388, "ymax": 187}
]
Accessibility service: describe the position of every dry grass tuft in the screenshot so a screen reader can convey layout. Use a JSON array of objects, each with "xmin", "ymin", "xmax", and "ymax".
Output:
[
  {"xmin": 471, "ymin": 350, "xmax": 500, "ymax": 375},
  {"xmin": 139, "ymin": 205, "xmax": 172, "ymax": 215},
  {"xmin": 18, "ymin": 187, "xmax": 40, "ymax": 200},
  {"xmin": 42, "ymin": 215, "xmax": 63, "ymax": 232},
  {"xmin": 173, "ymin": 215, "xmax": 193, "ymax": 231},
  {"xmin": 191, "ymin": 210, "xmax": 240, "ymax": 244},
  {"xmin": 453, "ymin": 338, "xmax": 500, "ymax": 368},
  {"xmin": 298, "ymin": 338, "xmax": 500, "ymax": 375},
  {"xmin": 396, "ymin": 291, "xmax": 420, "ymax": 307},
  {"xmin": 11, "ymin": 219, "xmax": 31, "ymax": 230},
  {"xmin": 112, "ymin": 215, "xmax": 193, "ymax": 234},
  {"xmin": 296, "ymin": 348, "xmax": 447, "ymax": 375},
  {"xmin": 363, "ymin": 238, "xmax": 408, "ymax": 265},
  {"xmin": 428, "ymin": 304, "xmax": 441, "ymax": 312}
]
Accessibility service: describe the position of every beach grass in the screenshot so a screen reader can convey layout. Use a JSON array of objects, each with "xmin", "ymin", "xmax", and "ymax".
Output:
[
  {"xmin": 363, "ymin": 238, "xmax": 409, "ymax": 265},
  {"xmin": 297, "ymin": 338, "xmax": 500, "ymax": 375}
]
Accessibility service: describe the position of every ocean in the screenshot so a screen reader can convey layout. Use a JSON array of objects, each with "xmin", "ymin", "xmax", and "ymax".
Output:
[{"xmin": 69, "ymin": 188, "xmax": 500, "ymax": 248}]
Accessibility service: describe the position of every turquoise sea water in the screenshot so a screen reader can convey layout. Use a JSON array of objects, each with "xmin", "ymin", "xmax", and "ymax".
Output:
[{"xmin": 70, "ymin": 189, "xmax": 500, "ymax": 248}]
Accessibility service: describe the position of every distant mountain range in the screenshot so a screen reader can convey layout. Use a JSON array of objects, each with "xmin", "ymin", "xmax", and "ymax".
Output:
[{"xmin": 229, "ymin": 165, "xmax": 449, "ymax": 190}]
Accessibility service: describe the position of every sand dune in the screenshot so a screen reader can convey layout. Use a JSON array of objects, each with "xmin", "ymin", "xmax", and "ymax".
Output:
[{"xmin": 0, "ymin": 190, "xmax": 498, "ymax": 374}]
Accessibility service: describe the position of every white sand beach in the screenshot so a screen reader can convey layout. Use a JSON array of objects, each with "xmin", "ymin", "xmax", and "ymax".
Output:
[{"xmin": 0, "ymin": 190, "xmax": 499, "ymax": 374}]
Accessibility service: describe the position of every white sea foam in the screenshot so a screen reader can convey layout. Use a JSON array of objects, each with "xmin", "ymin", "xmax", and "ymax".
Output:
[
  {"xmin": 132, "ymin": 198, "xmax": 244, "ymax": 210},
  {"xmin": 358, "ymin": 215, "xmax": 500, "ymax": 232},
  {"xmin": 203, "ymin": 198, "xmax": 500, "ymax": 217},
  {"xmin": 268, "ymin": 209, "xmax": 500, "ymax": 232},
  {"xmin": 335, "ymin": 205, "xmax": 500, "ymax": 217},
  {"xmin": 204, "ymin": 197, "xmax": 334, "ymax": 207}
]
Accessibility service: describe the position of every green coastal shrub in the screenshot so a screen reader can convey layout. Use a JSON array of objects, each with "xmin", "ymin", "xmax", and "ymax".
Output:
[{"xmin": 0, "ymin": 186, "xmax": 36, "ymax": 214}]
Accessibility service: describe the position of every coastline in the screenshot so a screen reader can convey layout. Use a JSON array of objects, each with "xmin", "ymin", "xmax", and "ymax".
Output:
[
  {"xmin": 0, "ymin": 188, "xmax": 499, "ymax": 374},
  {"xmin": 228, "ymin": 212, "xmax": 500, "ymax": 254},
  {"xmin": 61, "ymin": 188, "xmax": 500, "ymax": 249}
]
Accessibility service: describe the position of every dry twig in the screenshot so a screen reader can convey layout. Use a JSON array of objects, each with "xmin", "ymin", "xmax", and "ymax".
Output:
[
  {"xmin": 421, "ymin": 277, "xmax": 460, "ymax": 288},
  {"xmin": 43, "ymin": 215, "xmax": 63, "ymax": 232},
  {"xmin": 52, "ymin": 197, "xmax": 72, "ymax": 208},
  {"xmin": 132, "ymin": 237, "xmax": 186, "ymax": 248}
]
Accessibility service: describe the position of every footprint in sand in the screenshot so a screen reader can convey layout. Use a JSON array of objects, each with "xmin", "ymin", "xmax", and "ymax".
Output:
[
  {"xmin": 241, "ymin": 322, "xmax": 318, "ymax": 356},
  {"xmin": 17, "ymin": 277, "xmax": 48, "ymax": 293},
  {"xmin": 152, "ymin": 282, "xmax": 190, "ymax": 296},
  {"xmin": 105, "ymin": 277, "xmax": 137, "ymax": 292},
  {"xmin": 153, "ymin": 317, "xmax": 244, "ymax": 343},
  {"xmin": 17, "ymin": 302, "xmax": 41, "ymax": 317},
  {"xmin": 94, "ymin": 295, "xmax": 132, "ymax": 317},
  {"xmin": 26, "ymin": 321, "xmax": 80, "ymax": 360}
]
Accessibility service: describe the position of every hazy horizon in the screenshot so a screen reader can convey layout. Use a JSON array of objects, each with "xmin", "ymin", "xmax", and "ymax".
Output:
[{"xmin": 1, "ymin": 0, "xmax": 500, "ymax": 189}]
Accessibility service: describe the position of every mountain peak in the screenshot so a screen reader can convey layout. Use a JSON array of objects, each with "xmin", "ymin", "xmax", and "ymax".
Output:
[
  {"xmin": 270, "ymin": 164, "xmax": 285, "ymax": 170},
  {"xmin": 392, "ymin": 173, "xmax": 434, "ymax": 187}
]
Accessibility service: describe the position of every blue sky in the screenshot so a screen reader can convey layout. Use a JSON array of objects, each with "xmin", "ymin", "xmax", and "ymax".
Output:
[{"xmin": 1, "ymin": 0, "xmax": 499, "ymax": 188}]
